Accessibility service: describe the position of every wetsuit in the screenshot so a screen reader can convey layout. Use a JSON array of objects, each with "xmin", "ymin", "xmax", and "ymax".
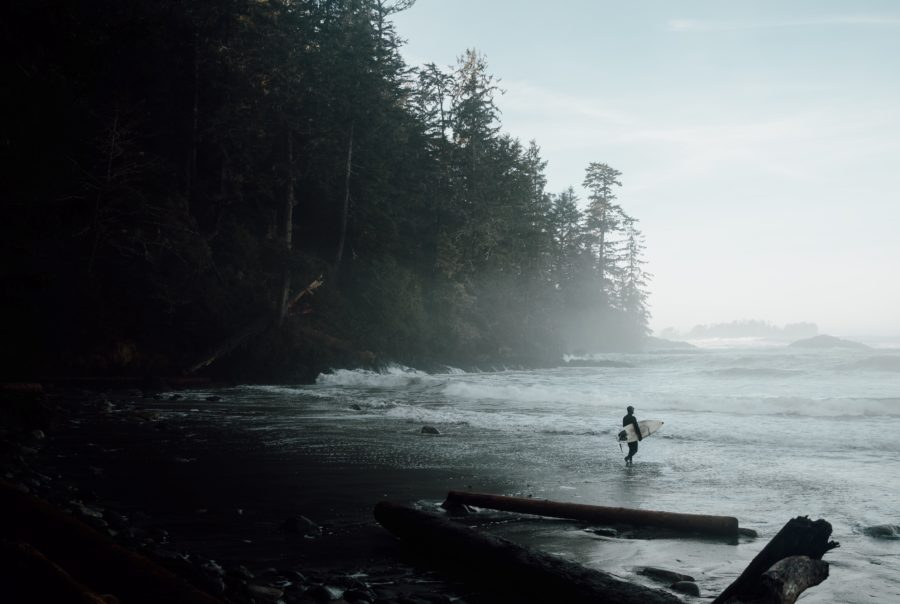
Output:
[{"xmin": 623, "ymin": 411, "xmax": 642, "ymax": 463}]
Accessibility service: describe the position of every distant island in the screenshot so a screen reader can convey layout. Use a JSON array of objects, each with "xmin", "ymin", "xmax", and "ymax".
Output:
[
  {"xmin": 788, "ymin": 335, "xmax": 870, "ymax": 350},
  {"xmin": 660, "ymin": 320, "xmax": 818, "ymax": 341},
  {"xmin": 644, "ymin": 336, "xmax": 697, "ymax": 351}
]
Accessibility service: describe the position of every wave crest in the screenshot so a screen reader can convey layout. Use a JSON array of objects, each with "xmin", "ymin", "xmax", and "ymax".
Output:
[{"xmin": 316, "ymin": 365, "xmax": 434, "ymax": 388}]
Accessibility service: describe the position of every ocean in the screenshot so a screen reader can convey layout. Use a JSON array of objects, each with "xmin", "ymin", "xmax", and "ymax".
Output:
[{"xmin": 162, "ymin": 340, "xmax": 900, "ymax": 602}]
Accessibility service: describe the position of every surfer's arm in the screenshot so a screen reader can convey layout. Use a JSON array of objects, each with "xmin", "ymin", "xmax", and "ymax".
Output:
[{"xmin": 631, "ymin": 418, "xmax": 642, "ymax": 440}]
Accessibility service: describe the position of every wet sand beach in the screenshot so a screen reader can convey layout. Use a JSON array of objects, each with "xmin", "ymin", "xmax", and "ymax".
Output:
[{"xmin": 2, "ymin": 389, "xmax": 538, "ymax": 603}]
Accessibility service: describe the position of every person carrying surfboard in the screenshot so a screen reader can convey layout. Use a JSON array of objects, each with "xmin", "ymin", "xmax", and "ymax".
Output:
[{"xmin": 623, "ymin": 405, "xmax": 642, "ymax": 465}]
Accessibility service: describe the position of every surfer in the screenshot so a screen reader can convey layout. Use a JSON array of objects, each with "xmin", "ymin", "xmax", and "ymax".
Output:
[{"xmin": 623, "ymin": 405, "xmax": 641, "ymax": 465}]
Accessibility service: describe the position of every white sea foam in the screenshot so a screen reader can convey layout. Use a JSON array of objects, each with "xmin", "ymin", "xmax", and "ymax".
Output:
[
  {"xmin": 315, "ymin": 365, "xmax": 434, "ymax": 388},
  {"xmin": 379, "ymin": 402, "xmax": 594, "ymax": 434},
  {"xmin": 649, "ymin": 394, "xmax": 900, "ymax": 417},
  {"xmin": 242, "ymin": 384, "xmax": 334, "ymax": 399}
]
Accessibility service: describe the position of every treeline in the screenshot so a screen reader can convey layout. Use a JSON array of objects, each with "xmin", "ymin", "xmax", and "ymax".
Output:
[
  {"xmin": 1, "ymin": 0, "xmax": 651, "ymax": 381},
  {"xmin": 661, "ymin": 321, "xmax": 818, "ymax": 340}
]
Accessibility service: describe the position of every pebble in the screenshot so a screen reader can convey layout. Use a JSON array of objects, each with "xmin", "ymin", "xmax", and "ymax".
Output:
[
  {"xmin": 307, "ymin": 584, "xmax": 345, "ymax": 602},
  {"xmin": 248, "ymin": 584, "xmax": 284, "ymax": 601}
]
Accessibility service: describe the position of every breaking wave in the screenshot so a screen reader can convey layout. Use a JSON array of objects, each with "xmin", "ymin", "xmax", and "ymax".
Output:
[{"xmin": 315, "ymin": 365, "xmax": 436, "ymax": 388}]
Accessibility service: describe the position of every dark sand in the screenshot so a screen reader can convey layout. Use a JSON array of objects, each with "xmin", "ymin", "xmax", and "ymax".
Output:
[{"xmin": 5, "ymin": 389, "xmax": 530, "ymax": 603}]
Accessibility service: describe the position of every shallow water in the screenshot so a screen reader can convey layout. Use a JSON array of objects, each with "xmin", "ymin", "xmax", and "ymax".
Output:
[{"xmin": 164, "ymin": 344, "xmax": 900, "ymax": 602}]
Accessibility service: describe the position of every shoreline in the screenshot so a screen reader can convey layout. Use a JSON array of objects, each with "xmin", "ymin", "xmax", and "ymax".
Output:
[{"xmin": 1, "ymin": 386, "xmax": 520, "ymax": 603}]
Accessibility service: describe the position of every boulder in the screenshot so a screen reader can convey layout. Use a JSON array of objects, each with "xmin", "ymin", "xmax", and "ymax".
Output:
[
  {"xmin": 637, "ymin": 567, "xmax": 695, "ymax": 584},
  {"xmin": 863, "ymin": 524, "xmax": 900, "ymax": 539},
  {"xmin": 670, "ymin": 581, "xmax": 700, "ymax": 596},
  {"xmin": 420, "ymin": 426, "xmax": 440, "ymax": 435}
]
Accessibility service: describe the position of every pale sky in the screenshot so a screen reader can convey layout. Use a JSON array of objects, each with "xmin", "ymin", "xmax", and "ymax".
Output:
[{"xmin": 393, "ymin": 0, "xmax": 900, "ymax": 337}]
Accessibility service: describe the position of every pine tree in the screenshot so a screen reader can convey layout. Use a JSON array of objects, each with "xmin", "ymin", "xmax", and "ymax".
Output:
[
  {"xmin": 582, "ymin": 162, "xmax": 624, "ymax": 307},
  {"xmin": 548, "ymin": 187, "xmax": 584, "ymax": 292},
  {"xmin": 618, "ymin": 215, "xmax": 652, "ymax": 340}
]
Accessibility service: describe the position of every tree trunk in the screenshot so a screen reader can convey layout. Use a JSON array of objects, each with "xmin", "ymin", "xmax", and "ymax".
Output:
[
  {"xmin": 334, "ymin": 123, "xmax": 354, "ymax": 282},
  {"xmin": 374, "ymin": 501, "xmax": 682, "ymax": 604},
  {"xmin": 443, "ymin": 490, "xmax": 739, "ymax": 537},
  {"xmin": 713, "ymin": 516, "xmax": 838, "ymax": 604},
  {"xmin": 187, "ymin": 29, "xmax": 200, "ymax": 210},
  {"xmin": 278, "ymin": 129, "xmax": 295, "ymax": 325}
]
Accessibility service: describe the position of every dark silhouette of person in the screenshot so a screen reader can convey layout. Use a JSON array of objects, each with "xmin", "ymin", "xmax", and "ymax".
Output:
[{"xmin": 623, "ymin": 405, "xmax": 641, "ymax": 465}]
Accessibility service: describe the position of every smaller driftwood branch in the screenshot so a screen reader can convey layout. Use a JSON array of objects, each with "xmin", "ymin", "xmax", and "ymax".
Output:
[
  {"xmin": 714, "ymin": 516, "xmax": 838, "ymax": 604},
  {"xmin": 760, "ymin": 555, "xmax": 829, "ymax": 604}
]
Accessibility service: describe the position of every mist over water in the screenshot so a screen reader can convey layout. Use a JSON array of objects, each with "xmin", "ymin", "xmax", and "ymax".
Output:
[{"xmin": 166, "ymin": 344, "xmax": 900, "ymax": 602}]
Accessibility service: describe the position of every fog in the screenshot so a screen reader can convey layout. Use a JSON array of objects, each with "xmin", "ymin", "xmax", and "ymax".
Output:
[{"xmin": 394, "ymin": 1, "xmax": 900, "ymax": 337}]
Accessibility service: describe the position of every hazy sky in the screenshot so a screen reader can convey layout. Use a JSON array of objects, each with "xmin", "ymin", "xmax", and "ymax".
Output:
[{"xmin": 393, "ymin": 0, "xmax": 900, "ymax": 336}]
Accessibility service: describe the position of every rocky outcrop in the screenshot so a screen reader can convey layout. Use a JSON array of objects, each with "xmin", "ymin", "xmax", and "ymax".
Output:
[{"xmin": 788, "ymin": 335, "xmax": 869, "ymax": 349}]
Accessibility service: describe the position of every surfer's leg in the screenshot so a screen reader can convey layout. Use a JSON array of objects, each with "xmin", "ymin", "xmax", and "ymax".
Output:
[{"xmin": 627, "ymin": 442, "xmax": 638, "ymax": 463}]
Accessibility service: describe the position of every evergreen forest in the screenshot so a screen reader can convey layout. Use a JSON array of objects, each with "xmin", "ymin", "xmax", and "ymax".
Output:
[{"xmin": 1, "ymin": 0, "xmax": 652, "ymax": 382}]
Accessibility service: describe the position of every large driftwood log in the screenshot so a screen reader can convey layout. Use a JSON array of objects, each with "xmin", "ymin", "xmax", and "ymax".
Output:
[
  {"xmin": 0, "ymin": 480, "xmax": 222, "ymax": 604},
  {"xmin": 444, "ymin": 490, "xmax": 739, "ymax": 537},
  {"xmin": 374, "ymin": 501, "xmax": 682, "ymax": 604},
  {"xmin": 713, "ymin": 516, "xmax": 838, "ymax": 604}
]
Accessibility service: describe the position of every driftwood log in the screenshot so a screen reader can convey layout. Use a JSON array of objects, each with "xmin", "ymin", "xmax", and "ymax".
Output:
[
  {"xmin": 374, "ymin": 501, "xmax": 682, "ymax": 603},
  {"xmin": 0, "ymin": 480, "xmax": 222, "ymax": 604},
  {"xmin": 443, "ymin": 490, "xmax": 739, "ymax": 537},
  {"xmin": 2, "ymin": 541, "xmax": 113, "ymax": 604},
  {"xmin": 713, "ymin": 516, "xmax": 838, "ymax": 604}
]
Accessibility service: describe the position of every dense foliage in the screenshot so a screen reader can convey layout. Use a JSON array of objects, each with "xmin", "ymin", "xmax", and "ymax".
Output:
[{"xmin": 1, "ymin": 0, "xmax": 652, "ymax": 381}]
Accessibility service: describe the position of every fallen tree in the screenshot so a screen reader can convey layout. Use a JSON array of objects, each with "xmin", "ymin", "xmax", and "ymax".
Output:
[
  {"xmin": 443, "ymin": 490, "xmax": 739, "ymax": 537},
  {"xmin": 184, "ymin": 276, "xmax": 323, "ymax": 375},
  {"xmin": 377, "ymin": 501, "xmax": 838, "ymax": 604},
  {"xmin": 374, "ymin": 501, "xmax": 682, "ymax": 604},
  {"xmin": 0, "ymin": 480, "xmax": 222, "ymax": 604}
]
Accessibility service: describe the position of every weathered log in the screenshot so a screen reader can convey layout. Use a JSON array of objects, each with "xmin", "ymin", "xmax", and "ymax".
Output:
[
  {"xmin": 1, "ymin": 541, "xmax": 110, "ymax": 604},
  {"xmin": 0, "ymin": 480, "xmax": 222, "ymax": 604},
  {"xmin": 444, "ymin": 490, "xmax": 739, "ymax": 537},
  {"xmin": 713, "ymin": 517, "xmax": 838, "ymax": 604},
  {"xmin": 374, "ymin": 501, "xmax": 682, "ymax": 604},
  {"xmin": 760, "ymin": 556, "xmax": 829, "ymax": 604}
]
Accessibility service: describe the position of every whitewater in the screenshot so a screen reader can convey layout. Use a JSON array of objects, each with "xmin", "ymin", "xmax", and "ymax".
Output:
[{"xmin": 166, "ymin": 343, "xmax": 900, "ymax": 602}]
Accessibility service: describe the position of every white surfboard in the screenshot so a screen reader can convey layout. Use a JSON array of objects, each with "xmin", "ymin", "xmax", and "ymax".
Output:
[{"xmin": 617, "ymin": 419, "xmax": 664, "ymax": 443}]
